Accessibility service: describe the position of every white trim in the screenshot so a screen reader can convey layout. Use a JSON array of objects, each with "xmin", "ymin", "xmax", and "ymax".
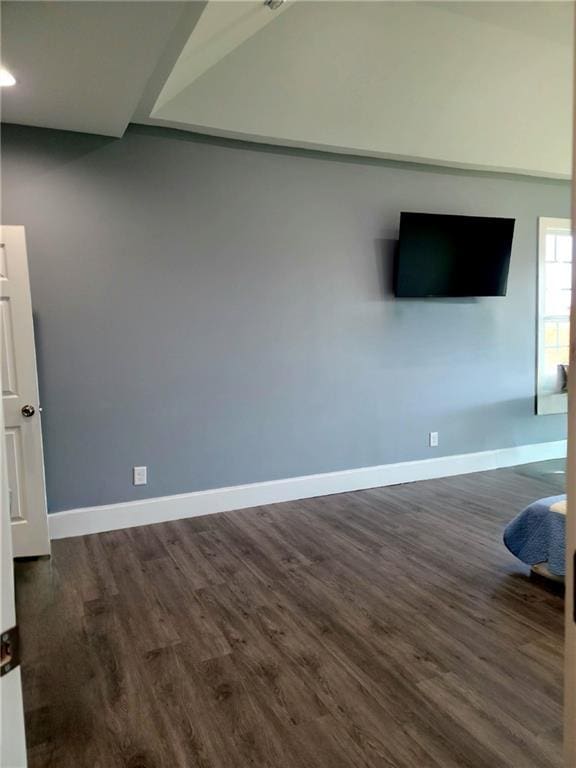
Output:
[
  {"xmin": 48, "ymin": 440, "xmax": 567, "ymax": 540},
  {"xmin": 536, "ymin": 216, "xmax": 572, "ymax": 416},
  {"xmin": 538, "ymin": 392, "xmax": 568, "ymax": 416}
]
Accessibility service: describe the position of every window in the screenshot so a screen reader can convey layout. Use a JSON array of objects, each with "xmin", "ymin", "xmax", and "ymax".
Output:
[{"xmin": 537, "ymin": 217, "xmax": 572, "ymax": 414}]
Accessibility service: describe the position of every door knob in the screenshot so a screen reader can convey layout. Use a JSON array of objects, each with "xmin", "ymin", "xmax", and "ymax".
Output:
[{"xmin": 21, "ymin": 405, "xmax": 35, "ymax": 418}]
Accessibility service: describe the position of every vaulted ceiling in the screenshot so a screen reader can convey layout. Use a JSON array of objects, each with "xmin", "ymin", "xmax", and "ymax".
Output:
[{"xmin": 1, "ymin": 1, "xmax": 573, "ymax": 178}]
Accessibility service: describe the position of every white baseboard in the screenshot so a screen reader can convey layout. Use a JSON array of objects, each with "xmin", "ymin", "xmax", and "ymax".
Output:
[{"xmin": 48, "ymin": 440, "xmax": 567, "ymax": 540}]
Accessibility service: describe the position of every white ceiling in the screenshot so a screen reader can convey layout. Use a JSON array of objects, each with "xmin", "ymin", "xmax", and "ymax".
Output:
[
  {"xmin": 0, "ymin": 1, "xmax": 205, "ymax": 137},
  {"xmin": 150, "ymin": 0, "xmax": 293, "ymax": 113},
  {"xmin": 1, "ymin": 1, "xmax": 573, "ymax": 178}
]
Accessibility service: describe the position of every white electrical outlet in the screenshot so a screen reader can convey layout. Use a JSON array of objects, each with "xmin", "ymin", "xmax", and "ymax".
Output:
[
  {"xmin": 133, "ymin": 466, "xmax": 147, "ymax": 486},
  {"xmin": 429, "ymin": 431, "xmax": 439, "ymax": 448}
]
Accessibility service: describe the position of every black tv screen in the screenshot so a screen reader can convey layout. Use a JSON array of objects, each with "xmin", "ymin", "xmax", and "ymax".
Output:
[{"xmin": 394, "ymin": 212, "xmax": 515, "ymax": 297}]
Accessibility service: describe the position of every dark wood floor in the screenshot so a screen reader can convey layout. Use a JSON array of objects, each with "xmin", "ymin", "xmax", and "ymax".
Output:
[{"xmin": 16, "ymin": 464, "xmax": 566, "ymax": 768}]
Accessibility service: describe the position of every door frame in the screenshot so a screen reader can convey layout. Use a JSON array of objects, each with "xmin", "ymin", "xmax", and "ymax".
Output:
[
  {"xmin": 565, "ymin": 28, "xmax": 576, "ymax": 765},
  {"xmin": 0, "ymin": 326, "xmax": 28, "ymax": 767}
]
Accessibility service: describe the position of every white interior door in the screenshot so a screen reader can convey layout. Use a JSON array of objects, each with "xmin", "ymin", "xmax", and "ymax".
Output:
[
  {"xmin": 1, "ymin": 227, "xmax": 49, "ymax": 557},
  {"xmin": 0, "ymin": 348, "xmax": 27, "ymax": 767}
]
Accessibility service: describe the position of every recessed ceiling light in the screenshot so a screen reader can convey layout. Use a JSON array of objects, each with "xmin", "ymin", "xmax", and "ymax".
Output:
[{"xmin": 0, "ymin": 68, "xmax": 16, "ymax": 87}]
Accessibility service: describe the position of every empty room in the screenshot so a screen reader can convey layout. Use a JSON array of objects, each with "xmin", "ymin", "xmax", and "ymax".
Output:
[{"xmin": 1, "ymin": 1, "xmax": 575, "ymax": 767}]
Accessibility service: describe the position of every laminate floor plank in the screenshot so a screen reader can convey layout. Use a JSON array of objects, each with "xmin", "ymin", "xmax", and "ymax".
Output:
[{"xmin": 15, "ymin": 462, "xmax": 565, "ymax": 767}]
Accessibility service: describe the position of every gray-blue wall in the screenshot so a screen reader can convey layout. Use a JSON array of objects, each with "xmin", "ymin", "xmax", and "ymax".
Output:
[{"xmin": 1, "ymin": 124, "xmax": 569, "ymax": 513}]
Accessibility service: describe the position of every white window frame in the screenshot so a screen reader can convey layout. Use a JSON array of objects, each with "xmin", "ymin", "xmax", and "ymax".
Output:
[{"xmin": 537, "ymin": 216, "xmax": 572, "ymax": 415}]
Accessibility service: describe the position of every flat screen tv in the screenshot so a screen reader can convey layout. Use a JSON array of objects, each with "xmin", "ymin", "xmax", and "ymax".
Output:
[{"xmin": 394, "ymin": 212, "xmax": 515, "ymax": 297}]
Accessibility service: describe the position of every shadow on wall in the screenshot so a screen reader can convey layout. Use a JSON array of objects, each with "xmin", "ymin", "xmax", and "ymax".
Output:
[
  {"xmin": 3, "ymin": 125, "xmax": 116, "ymax": 186},
  {"xmin": 375, "ymin": 237, "xmax": 397, "ymax": 298},
  {"xmin": 32, "ymin": 312, "xmax": 47, "ymax": 411}
]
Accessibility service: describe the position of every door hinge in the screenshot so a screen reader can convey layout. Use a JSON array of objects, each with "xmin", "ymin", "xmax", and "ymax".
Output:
[{"xmin": 0, "ymin": 625, "xmax": 20, "ymax": 676}]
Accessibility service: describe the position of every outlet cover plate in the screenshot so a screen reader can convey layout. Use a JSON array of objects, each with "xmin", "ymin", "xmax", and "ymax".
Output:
[{"xmin": 133, "ymin": 466, "xmax": 147, "ymax": 486}]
